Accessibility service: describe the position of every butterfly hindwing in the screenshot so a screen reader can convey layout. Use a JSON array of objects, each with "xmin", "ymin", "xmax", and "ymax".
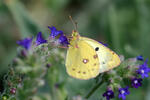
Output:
[
  {"xmin": 81, "ymin": 37, "xmax": 121, "ymax": 73},
  {"xmin": 65, "ymin": 39, "xmax": 100, "ymax": 80}
]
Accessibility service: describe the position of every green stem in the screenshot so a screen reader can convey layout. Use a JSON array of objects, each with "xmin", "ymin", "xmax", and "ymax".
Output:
[{"xmin": 84, "ymin": 80, "xmax": 104, "ymax": 99}]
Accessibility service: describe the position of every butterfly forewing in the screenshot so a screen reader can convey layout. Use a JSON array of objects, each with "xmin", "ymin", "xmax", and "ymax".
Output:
[{"xmin": 65, "ymin": 39, "xmax": 100, "ymax": 80}]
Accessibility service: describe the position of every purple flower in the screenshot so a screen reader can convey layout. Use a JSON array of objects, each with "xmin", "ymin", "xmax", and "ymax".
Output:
[
  {"xmin": 103, "ymin": 90, "xmax": 114, "ymax": 100},
  {"xmin": 48, "ymin": 26, "xmax": 63, "ymax": 38},
  {"xmin": 131, "ymin": 78, "xmax": 142, "ymax": 88},
  {"xmin": 58, "ymin": 35, "xmax": 69, "ymax": 46},
  {"xmin": 48, "ymin": 26, "xmax": 69, "ymax": 46},
  {"xmin": 99, "ymin": 41, "xmax": 108, "ymax": 47},
  {"xmin": 136, "ymin": 55, "xmax": 144, "ymax": 61},
  {"xmin": 136, "ymin": 59, "xmax": 150, "ymax": 78},
  {"xmin": 17, "ymin": 37, "xmax": 32, "ymax": 50},
  {"xmin": 36, "ymin": 32, "xmax": 47, "ymax": 45},
  {"xmin": 118, "ymin": 86, "xmax": 130, "ymax": 100}
]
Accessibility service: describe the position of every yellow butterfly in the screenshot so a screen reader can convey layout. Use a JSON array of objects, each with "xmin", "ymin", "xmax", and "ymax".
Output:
[{"xmin": 65, "ymin": 30, "xmax": 121, "ymax": 80}]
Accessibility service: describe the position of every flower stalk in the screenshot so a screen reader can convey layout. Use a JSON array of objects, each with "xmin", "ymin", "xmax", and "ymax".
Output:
[{"xmin": 85, "ymin": 79, "xmax": 104, "ymax": 99}]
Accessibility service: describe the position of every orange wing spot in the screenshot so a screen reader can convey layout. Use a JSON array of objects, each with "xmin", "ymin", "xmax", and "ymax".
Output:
[
  {"xmin": 93, "ymin": 54, "xmax": 98, "ymax": 59},
  {"xmin": 102, "ymin": 61, "xmax": 106, "ymax": 64}
]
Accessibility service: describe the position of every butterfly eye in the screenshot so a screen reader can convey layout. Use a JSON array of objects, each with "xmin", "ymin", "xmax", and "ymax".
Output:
[{"xmin": 95, "ymin": 47, "xmax": 99, "ymax": 51}]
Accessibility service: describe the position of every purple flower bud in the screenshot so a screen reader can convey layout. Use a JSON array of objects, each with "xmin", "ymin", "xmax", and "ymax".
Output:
[
  {"xmin": 10, "ymin": 88, "xmax": 16, "ymax": 94},
  {"xmin": 21, "ymin": 50, "xmax": 27, "ymax": 57},
  {"xmin": 136, "ymin": 55, "xmax": 144, "ymax": 61},
  {"xmin": 13, "ymin": 58, "xmax": 18, "ymax": 65},
  {"xmin": 46, "ymin": 63, "xmax": 51, "ymax": 68},
  {"xmin": 58, "ymin": 35, "xmax": 69, "ymax": 46}
]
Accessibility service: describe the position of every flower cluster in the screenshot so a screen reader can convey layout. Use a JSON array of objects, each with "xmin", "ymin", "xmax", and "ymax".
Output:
[
  {"xmin": 17, "ymin": 26, "xmax": 69, "ymax": 50},
  {"xmin": 102, "ymin": 56, "xmax": 150, "ymax": 100},
  {"xmin": 1, "ymin": 26, "xmax": 69, "ymax": 100}
]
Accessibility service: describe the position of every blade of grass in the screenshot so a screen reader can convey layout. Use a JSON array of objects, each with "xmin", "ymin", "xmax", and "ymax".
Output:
[
  {"xmin": 5, "ymin": 0, "xmax": 46, "ymax": 38},
  {"xmin": 108, "ymin": 4, "xmax": 123, "ymax": 54}
]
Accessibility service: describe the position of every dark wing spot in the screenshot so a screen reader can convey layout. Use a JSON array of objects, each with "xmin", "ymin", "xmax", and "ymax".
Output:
[
  {"xmin": 94, "ymin": 63, "xmax": 97, "ymax": 66},
  {"xmin": 78, "ymin": 71, "xmax": 81, "ymax": 73},
  {"xmin": 83, "ymin": 72, "xmax": 86, "ymax": 74},
  {"xmin": 102, "ymin": 62, "xmax": 105, "ymax": 64},
  {"xmin": 95, "ymin": 47, "xmax": 99, "ymax": 51}
]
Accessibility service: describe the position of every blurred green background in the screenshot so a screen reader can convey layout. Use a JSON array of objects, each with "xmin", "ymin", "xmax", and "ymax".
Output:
[{"xmin": 0, "ymin": 0, "xmax": 150, "ymax": 100}]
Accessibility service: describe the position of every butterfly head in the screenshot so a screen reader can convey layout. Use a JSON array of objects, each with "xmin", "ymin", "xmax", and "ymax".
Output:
[
  {"xmin": 72, "ymin": 30, "xmax": 80, "ymax": 38},
  {"xmin": 68, "ymin": 30, "xmax": 80, "ymax": 47}
]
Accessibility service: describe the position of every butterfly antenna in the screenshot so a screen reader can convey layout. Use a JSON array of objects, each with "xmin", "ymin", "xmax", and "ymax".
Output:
[{"xmin": 69, "ymin": 16, "xmax": 78, "ymax": 31}]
